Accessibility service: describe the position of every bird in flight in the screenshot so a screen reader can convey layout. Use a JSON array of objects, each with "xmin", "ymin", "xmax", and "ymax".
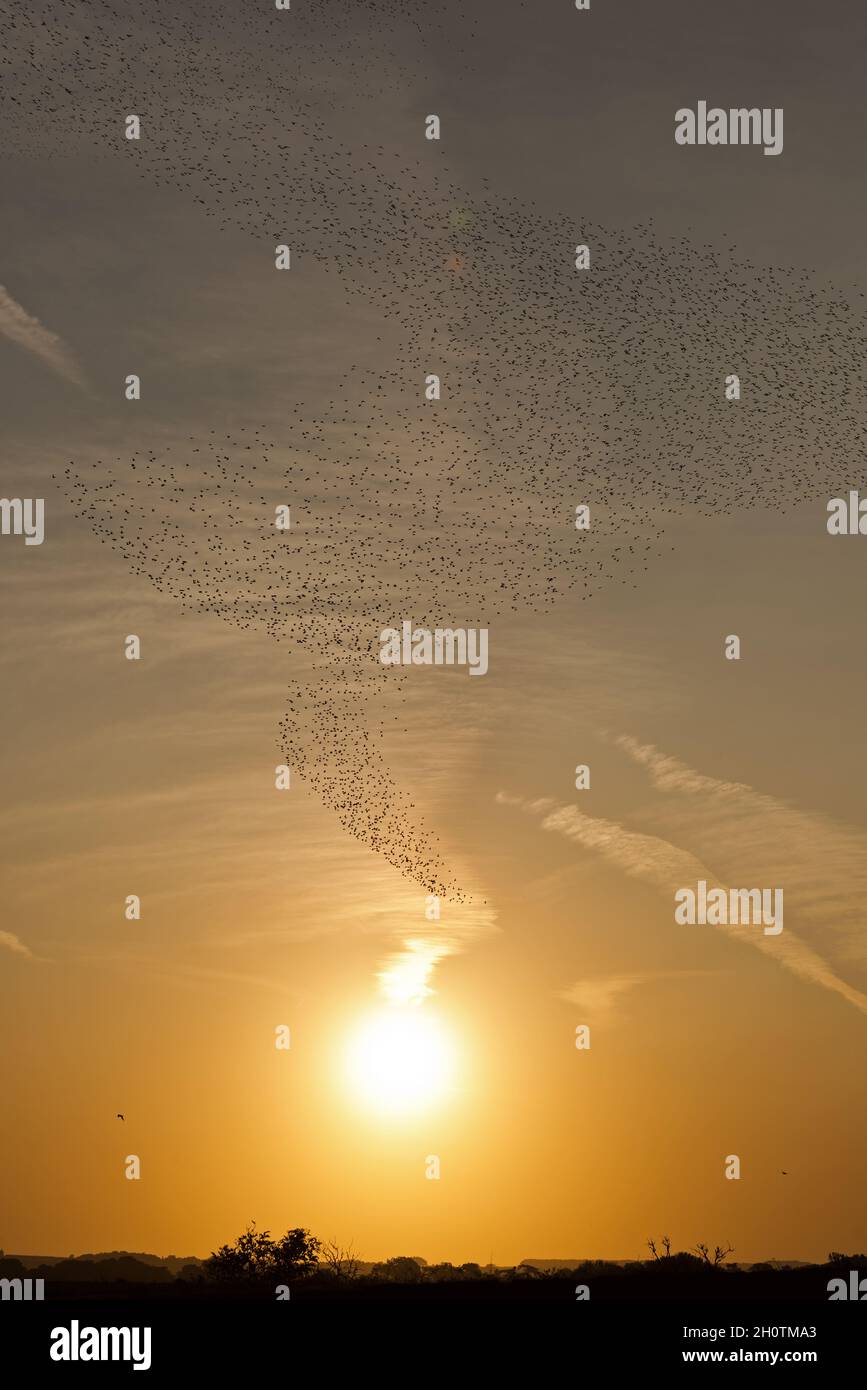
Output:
[{"xmin": 116, "ymin": 1113, "xmax": 125, "ymax": 1121}]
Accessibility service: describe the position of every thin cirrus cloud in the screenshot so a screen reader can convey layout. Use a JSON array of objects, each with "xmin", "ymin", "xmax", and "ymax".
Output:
[
  {"xmin": 0, "ymin": 930, "xmax": 37, "ymax": 960},
  {"xmin": 495, "ymin": 790, "xmax": 867, "ymax": 1018},
  {"xmin": 377, "ymin": 939, "xmax": 454, "ymax": 1006},
  {"xmin": 0, "ymin": 284, "xmax": 87, "ymax": 389},
  {"xmin": 612, "ymin": 734, "xmax": 867, "ymax": 960},
  {"xmin": 558, "ymin": 971, "xmax": 714, "ymax": 1023},
  {"xmin": 376, "ymin": 895, "xmax": 500, "ymax": 1007}
]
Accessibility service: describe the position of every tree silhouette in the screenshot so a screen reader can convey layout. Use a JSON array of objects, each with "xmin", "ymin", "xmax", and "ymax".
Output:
[
  {"xmin": 647, "ymin": 1236, "xmax": 672, "ymax": 1261},
  {"xmin": 321, "ymin": 1239, "xmax": 361, "ymax": 1279},
  {"xmin": 204, "ymin": 1222, "xmax": 320, "ymax": 1283},
  {"xmin": 647, "ymin": 1236, "xmax": 733, "ymax": 1273},
  {"xmin": 693, "ymin": 1242, "xmax": 734, "ymax": 1267},
  {"xmin": 368, "ymin": 1256, "xmax": 424, "ymax": 1283}
]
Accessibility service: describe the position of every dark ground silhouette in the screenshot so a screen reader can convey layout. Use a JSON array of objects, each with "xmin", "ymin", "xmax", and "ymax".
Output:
[{"xmin": 3, "ymin": 1228, "xmax": 863, "ymax": 1301}]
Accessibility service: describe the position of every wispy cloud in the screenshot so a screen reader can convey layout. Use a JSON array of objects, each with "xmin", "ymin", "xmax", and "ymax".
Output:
[
  {"xmin": 558, "ymin": 971, "xmax": 713, "ymax": 1022},
  {"xmin": 612, "ymin": 734, "xmax": 867, "ymax": 961},
  {"xmin": 0, "ymin": 284, "xmax": 86, "ymax": 389},
  {"xmin": 78, "ymin": 953, "xmax": 297, "ymax": 1000},
  {"xmin": 612, "ymin": 734, "xmax": 776, "ymax": 801},
  {"xmin": 497, "ymin": 792, "xmax": 867, "ymax": 1018},
  {"xmin": 0, "ymin": 930, "xmax": 37, "ymax": 959},
  {"xmin": 377, "ymin": 939, "xmax": 453, "ymax": 1005},
  {"xmin": 376, "ymin": 895, "xmax": 499, "ymax": 1006},
  {"xmin": 496, "ymin": 791, "xmax": 703, "ymax": 884}
]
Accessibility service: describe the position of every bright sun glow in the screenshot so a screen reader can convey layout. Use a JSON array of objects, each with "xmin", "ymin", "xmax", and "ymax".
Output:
[{"xmin": 345, "ymin": 1008, "xmax": 455, "ymax": 1115}]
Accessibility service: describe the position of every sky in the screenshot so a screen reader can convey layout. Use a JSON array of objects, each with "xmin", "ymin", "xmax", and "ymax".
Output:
[{"xmin": 1, "ymin": 0, "xmax": 866, "ymax": 1265}]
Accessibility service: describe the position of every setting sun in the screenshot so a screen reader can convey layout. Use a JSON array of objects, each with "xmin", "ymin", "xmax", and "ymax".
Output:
[{"xmin": 345, "ymin": 1007, "xmax": 455, "ymax": 1115}]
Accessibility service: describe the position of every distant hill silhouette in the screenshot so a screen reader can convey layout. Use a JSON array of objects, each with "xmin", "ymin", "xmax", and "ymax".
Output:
[
  {"xmin": 521, "ymin": 1257, "xmax": 813, "ymax": 1271},
  {"xmin": 1, "ymin": 1251, "xmax": 202, "ymax": 1285},
  {"xmin": 6, "ymin": 1250, "xmax": 201, "ymax": 1274},
  {"xmin": 1, "ymin": 1256, "xmax": 171, "ymax": 1284}
]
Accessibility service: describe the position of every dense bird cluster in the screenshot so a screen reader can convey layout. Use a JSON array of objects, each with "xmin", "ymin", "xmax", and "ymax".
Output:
[{"xmin": 3, "ymin": 0, "xmax": 864, "ymax": 895}]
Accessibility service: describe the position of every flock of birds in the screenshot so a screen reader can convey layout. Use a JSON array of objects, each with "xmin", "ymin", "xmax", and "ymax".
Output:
[{"xmin": 3, "ymin": 0, "xmax": 865, "ymax": 898}]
